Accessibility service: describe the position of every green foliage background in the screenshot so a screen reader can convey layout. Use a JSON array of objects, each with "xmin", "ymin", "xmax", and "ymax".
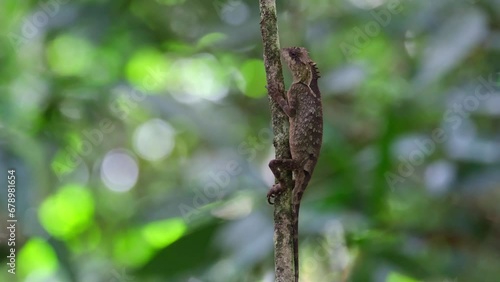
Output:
[{"xmin": 1, "ymin": 0, "xmax": 499, "ymax": 281}]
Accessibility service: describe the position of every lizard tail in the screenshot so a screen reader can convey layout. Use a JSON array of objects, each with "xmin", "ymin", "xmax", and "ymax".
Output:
[
  {"xmin": 293, "ymin": 172, "xmax": 311, "ymax": 282},
  {"xmin": 293, "ymin": 187, "xmax": 305, "ymax": 282},
  {"xmin": 293, "ymin": 199, "xmax": 301, "ymax": 282}
]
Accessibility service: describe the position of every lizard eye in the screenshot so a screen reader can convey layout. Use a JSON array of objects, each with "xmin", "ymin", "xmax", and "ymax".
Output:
[{"xmin": 290, "ymin": 50, "xmax": 299, "ymax": 58}]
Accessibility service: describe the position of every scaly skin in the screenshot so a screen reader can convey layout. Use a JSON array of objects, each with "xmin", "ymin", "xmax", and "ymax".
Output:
[{"xmin": 267, "ymin": 47, "xmax": 323, "ymax": 282}]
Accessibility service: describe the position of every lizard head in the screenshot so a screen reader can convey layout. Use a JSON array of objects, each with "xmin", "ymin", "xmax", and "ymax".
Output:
[{"xmin": 281, "ymin": 47, "xmax": 312, "ymax": 85}]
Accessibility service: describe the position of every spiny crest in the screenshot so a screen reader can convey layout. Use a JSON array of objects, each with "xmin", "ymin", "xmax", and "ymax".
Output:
[
  {"xmin": 310, "ymin": 62, "xmax": 320, "ymax": 81},
  {"xmin": 309, "ymin": 62, "xmax": 321, "ymax": 97}
]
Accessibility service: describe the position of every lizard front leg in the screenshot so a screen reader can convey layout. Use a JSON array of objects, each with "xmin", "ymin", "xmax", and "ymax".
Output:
[
  {"xmin": 267, "ymin": 159, "xmax": 300, "ymax": 204},
  {"xmin": 267, "ymin": 84, "xmax": 296, "ymax": 118}
]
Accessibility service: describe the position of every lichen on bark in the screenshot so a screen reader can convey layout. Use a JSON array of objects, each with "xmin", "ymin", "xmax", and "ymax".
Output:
[{"xmin": 258, "ymin": 1, "xmax": 295, "ymax": 281}]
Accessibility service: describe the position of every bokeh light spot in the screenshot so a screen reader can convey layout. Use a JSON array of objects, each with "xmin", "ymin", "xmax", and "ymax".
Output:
[
  {"xmin": 133, "ymin": 119, "xmax": 175, "ymax": 161},
  {"xmin": 101, "ymin": 149, "xmax": 139, "ymax": 192},
  {"xmin": 168, "ymin": 54, "xmax": 229, "ymax": 103},
  {"xmin": 46, "ymin": 34, "xmax": 95, "ymax": 77},
  {"xmin": 18, "ymin": 237, "xmax": 58, "ymax": 278},
  {"xmin": 126, "ymin": 48, "xmax": 170, "ymax": 92},
  {"xmin": 39, "ymin": 184, "xmax": 94, "ymax": 239},
  {"xmin": 220, "ymin": 1, "xmax": 250, "ymax": 26}
]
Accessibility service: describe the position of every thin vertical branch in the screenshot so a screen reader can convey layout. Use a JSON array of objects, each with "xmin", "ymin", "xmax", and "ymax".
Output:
[{"xmin": 259, "ymin": 1, "xmax": 295, "ymax": 281}]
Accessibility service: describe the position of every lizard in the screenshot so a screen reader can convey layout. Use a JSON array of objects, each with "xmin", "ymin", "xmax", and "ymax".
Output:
[{"xmin": 267, "ymin": 47, "xmax": 323, "ymax": 282}]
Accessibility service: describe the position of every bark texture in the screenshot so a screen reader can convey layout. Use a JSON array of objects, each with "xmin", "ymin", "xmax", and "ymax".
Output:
[{"xmin": 258, "ymin": 1, "xmax": 295, "ymax": 281}]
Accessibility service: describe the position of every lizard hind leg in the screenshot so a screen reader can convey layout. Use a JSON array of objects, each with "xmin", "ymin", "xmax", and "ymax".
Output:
[{"xmin": 267, "ymin": 159, "xmax": 300, "ymax": 204}]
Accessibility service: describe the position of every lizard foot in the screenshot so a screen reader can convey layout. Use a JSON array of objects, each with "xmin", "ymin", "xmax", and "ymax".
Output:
[{"xmin": 267, "ymin": 183, "xmax": 283, "ymax": 205}]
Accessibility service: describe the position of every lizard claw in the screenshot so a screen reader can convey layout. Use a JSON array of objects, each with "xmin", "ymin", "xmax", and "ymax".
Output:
[
  {"xmin": 267, "ymin": 183, "xmax": 282, "ymax": 205},
  {"xmin": 267, "ymin": 192, "xmax": 276, "ymax": 205}
]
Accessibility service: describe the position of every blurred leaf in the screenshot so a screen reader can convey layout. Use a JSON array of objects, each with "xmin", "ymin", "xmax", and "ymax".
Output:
[
  {"xmin": 18, "ymin": 237, "xmax": 58, "ymax": 278},
  {"xmin": 126, "ymin": 47, "xmax": 171, "ymax": 92},
  {"xmin": 113, "ymin": 229, "xmax": 155, "ymax": 267},
  {"xmin": 387, "ymin": 272, "xmax": 420, "ymax": 282},
  {"xmin": 136, "ymin": 221, "xmax": 222, "ymax": 279},
  {"xmin": 197, "ymin": 32, "xmax": 227, "ymax": 49},
  {"xmin": 416, "ymin": 8, "xmax": 487, "ymax": 85},
  {"xmin": 39, "ymin": 184, "xmax": 94, "ymax": 239},
  {"xmin": 46, "ymin": 34, "xmax": 96, "ymax": 77},
  {"xmin": 156, "ymin": 0, "xmax": 186, "ymax": 5},
  {"xmin": 141, "ymin": 218, "xmax": 187, "ymax": 248},
  {"xmin": 239, "ymin": 59, "xmax": 267, "ymax": 98}
]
